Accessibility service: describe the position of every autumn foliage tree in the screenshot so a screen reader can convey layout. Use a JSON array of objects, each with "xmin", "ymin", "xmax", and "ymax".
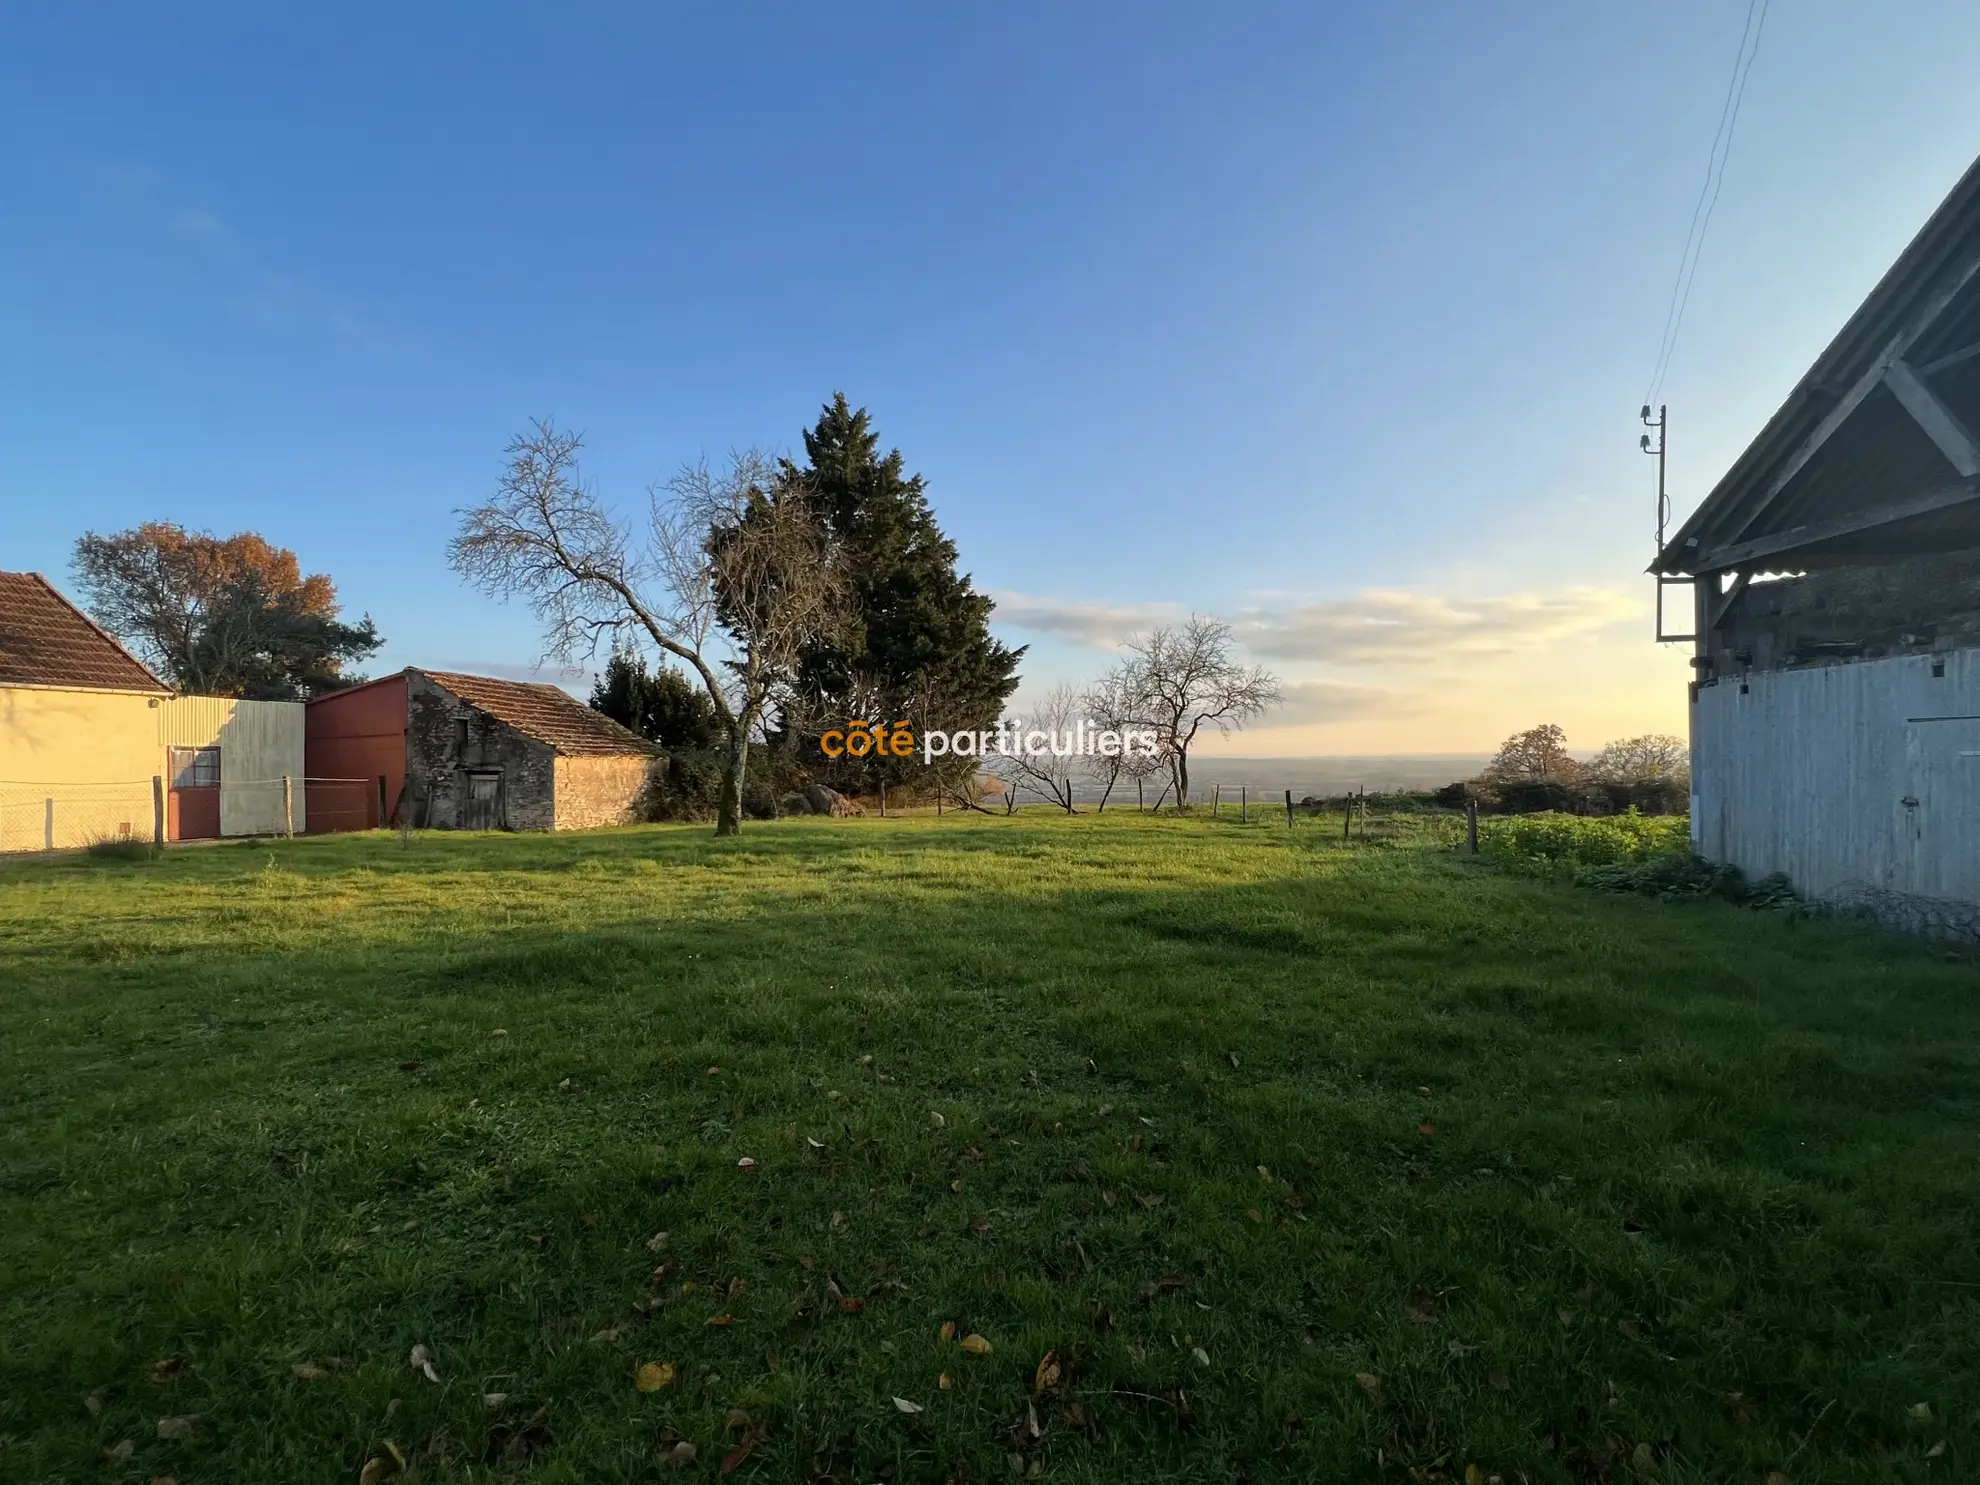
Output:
[{"xmin": 71, "ymin": 523, "xmax": 381, "ymax": 699}]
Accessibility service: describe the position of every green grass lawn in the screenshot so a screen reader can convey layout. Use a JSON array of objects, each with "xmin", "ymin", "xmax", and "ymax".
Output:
[{"xmin": 2, "ymin": 812, "xmax": 1977, "ymax": 1484}]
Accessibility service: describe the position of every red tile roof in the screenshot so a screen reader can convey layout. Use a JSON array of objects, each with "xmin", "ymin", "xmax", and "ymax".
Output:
[
  {"xmin": 418, "ymin": 669, "xmax": 657, "ymax": 756},
  {"xmin": 0, "ymin": 571, "xmax": 170, "ymax": 694}
]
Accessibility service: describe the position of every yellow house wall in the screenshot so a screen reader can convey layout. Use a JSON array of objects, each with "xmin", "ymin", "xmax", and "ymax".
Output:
[
  {"xmin": 159, "ymin": 696, "xmax": 307, "ymax": 837},
  {"xmin": 0, "ymin": 686, "xmax": 163, "ymax": 850}
]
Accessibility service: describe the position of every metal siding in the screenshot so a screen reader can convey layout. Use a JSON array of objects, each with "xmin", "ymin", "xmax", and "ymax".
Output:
[
  {"xmin": 304, "ymin": 675, "xmax": 408, "ymax": 832},
  {"xmin": 1693, "ymin": 647, "xmax": 1980, "ymax": 924},
  {"xmin": 158, "ymin": 697, "xmax": 306, "ymax": 836}
]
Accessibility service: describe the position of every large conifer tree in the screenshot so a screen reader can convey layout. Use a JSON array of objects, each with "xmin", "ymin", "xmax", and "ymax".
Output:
[{"xmin": 789, "ymin": 394, "xmax": 1023, "ymax": 791}]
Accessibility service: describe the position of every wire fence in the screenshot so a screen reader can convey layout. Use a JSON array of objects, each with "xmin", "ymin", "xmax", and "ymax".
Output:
[{"xmin": 0, "ymin": 776, "xmax": 384, "ymax": 852}]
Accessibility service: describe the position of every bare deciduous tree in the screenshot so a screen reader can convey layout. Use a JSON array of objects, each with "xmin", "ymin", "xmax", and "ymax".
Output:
[
  {"xmin": 988, "ymin": 682, "xmax": 1083, "ymax": 814},
  {"xmin": 1482, "ymin": 723, "xmax": 1581, "ymax": 784},
  {"xmin": 449, "ymin": 420, "xmax": 842, "ymax": 836},
  {"xmin": 1081, "ymin": 669, "xmax": 1161, "ymax": 812},
  {"xmin": 1109, "ymin": 615, "xmax": 1279, "ymax": 810}
]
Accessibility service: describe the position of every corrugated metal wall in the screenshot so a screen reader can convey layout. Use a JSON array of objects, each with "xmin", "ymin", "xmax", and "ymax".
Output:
[
  {"xmin": 1693, "ymin": 646, "xmax": 1980, "ymax": 923},
  {"xmin": 159, "ymin": 697, "xmax": 306, "ymax": 836}
]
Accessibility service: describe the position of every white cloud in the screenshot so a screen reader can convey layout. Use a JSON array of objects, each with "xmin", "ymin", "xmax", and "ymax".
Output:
[
  {"xmin": 988, "ymin": 591, "xmax": 1180, "ymax": 647},
  {"xmin": 989, "ymin": 584, "xmax": 1642, "ymax": 663}
]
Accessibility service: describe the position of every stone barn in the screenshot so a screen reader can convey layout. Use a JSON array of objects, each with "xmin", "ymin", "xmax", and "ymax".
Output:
[
  {"xmin": 1653, "ymin": 152, "xmax": 1980, "ymax": 935},
  {"xmin": 306, "ymin": 668, "xmax": 657, "ymax": 832}
]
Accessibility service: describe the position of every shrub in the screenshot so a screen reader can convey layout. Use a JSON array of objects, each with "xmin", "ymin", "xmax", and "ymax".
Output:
[
  {"xmin": 1478, "ymin": 810, "xmax": 1689, "ymax": 869},
  {"xmin": 83, "ymin": 837, "xmax": 157, "ymax": 864}
]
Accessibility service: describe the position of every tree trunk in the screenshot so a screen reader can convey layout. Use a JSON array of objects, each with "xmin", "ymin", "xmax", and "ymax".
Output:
[
  {"xmin": 1097, "ymin": 774, "xmax": 1116, "ymax": 813},
  {"xmin": 1174, "ymin": 752, "xmax": 1191, "ymax": 812},
  {"xmin": 717, "ymin": 726, "xmax": 748, "ymax": 836}
]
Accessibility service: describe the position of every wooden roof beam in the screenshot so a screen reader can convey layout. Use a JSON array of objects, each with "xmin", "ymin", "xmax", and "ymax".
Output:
[
  {"xmin": 1692, "ymin": 474, "xmax": 1980, "ymax": 574},
  {"xmin": 1884, "ymin": 359, "xmax": 1980, "ymax": 476}
]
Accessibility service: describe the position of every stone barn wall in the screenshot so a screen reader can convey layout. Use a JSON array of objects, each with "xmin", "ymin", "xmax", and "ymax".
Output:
[
  {"xmin": 553, "ymin": 754, "xmax": 653, "ymax": 830},
  {"xmin": 405, "ymin": 672, "xmax": 557, "ymax": 830}
]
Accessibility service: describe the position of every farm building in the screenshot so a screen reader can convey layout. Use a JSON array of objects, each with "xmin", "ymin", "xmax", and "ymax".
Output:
[
  {"xmin": 0, "ymin": 571, "xmax": 306, "ymax": 848},
  {"xmin": 1653, "ymin": 153, "xmax": 1980, "ymax": 935},
  {"xmin": 305, "ymin": 668, "xmax": 657, "ymax": 832}
]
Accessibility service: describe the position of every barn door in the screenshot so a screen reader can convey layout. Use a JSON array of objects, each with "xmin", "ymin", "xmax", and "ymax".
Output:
[
  {"xmin": 1903, "ymin": 717, "xmax": 1980, "ymax": 903},
  {"xmin": 463, "ymin": 771, "xmax": 504, "ymax": 831}
]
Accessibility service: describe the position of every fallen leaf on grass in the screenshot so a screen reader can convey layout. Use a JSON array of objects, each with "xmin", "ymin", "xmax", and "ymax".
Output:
[
  {"xmin": 1034, "ymin": 1351, "xmax": 1062, "ymax": 1391},
  {"xmin": 1191, "ymin": 1347, "xmax": 1210, "ymax": 1366},
  {"xmin": 358, "ymin": 1457, "xmax": 395, "ymax": 1485},
  {"xmin": 720, "ymin": 1439, "xmax": 757, "ymax": 1475},
  {"xmin": 830, "ymin": 1211, "xmax": 849, "ymax": 1234},
  {"xmin": 1763, "ymin": 1474, "xmax": 1790, "ymax": 1485},
  {"xmin": 961, "ymin": 1333, "xmax": 993, "ymax": 1355},
  {"xmin": 156, "ymin": 1415, "xmax": 199, "ymax": 1439},
  {"xmin": 1909, "ymin": 1402, "xmax": 1934, "ymax": 1423},
  {"xmin": 647, "ymin": 1231, "xmax": 670, "ymax": 1252},
  {"xmin": 706, "ymin": 1314, "xmax": 735, "ymax": 1327},
  {"xmin": 969, "ymin": 1216, "xmax": 990, "ymax": 1234},
  {"xmin": 893, "ymin": 1396, "xmax": 924, "ymax": 1414},
  {"xmin": 636, "ymin": 1362, "xmax": 677, "ymax": 1392},
  {"xmin": 292, "ymin": 1362, "xmax": 329, "ymax": 1381},
  {"xmin": 950, "ymin": 1177, "xmax": 964, "ymax": 1193},
  {"xmin": 1134, "ymin": 1193, "xmax": 1163, "ymax": 1209},
  {"xmin": 806, "ymin": 1137, "xmax": 825, "ymax": 1150},
  {"xmin": 663, "ymin": 1441, "xmax": 697, "ymax": 1468},
  {"xmin": 409, "ymin": 1344, "xmax": 441, "ymax": 1382},
  {"xmin": 1245, "ymin": 1208, "xmax": 1264, "ymax": 1223},
  {"xmin": 1354, "ymin": 1372, "xmax": 1381, "ymax": 1394},
  {"xmin": 101, "ymin": 1440, "xmax": 133, "ymax": 1462},
  {"xmin": 149, "ymin": 1357, "xmax": 189, "ymax": 1383},
  {"xmin": 929, "ymin": 1110, "xmax": 946, "ymax": 1128},
  {"xmin": 939, "ymin": 1322, "xmax": 956, "ymax": 1342},
  {"xmin": 490, "ymin": 1028, "xmax": 508, "ymax": 1037},
  {"xmin": 483, "ymin": 1392, "xmax": 509, "ymax": 1408},
  {"xmin": 939, "ymin": 1372, "xmax": 952, "ymax": 1389},
  {"xmin": 83, "ymin": 1390, "xmax": 105, "ymax": 1416},
  {"xmin": 736, "ymin": 1156, "xmax": 757, "ymax": 1170},
  {"xmin": 1418, "ymin": 1122, "xmax": 1436, "ymax": 1137},
  {"xmin": 1927, "ymin": 1440, "xmax": 1947, "ymax": 1457}
]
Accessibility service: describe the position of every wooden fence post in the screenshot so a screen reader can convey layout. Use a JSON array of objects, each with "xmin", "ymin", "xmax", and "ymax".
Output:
[
  {"xmin": 1342, "ymin": 793, "xmax": 1352, "ymax": 841},
  {"xmin": 1284, "ymin": 788, "xmax": 1293, "ymax": 827},
  {"xmin": 377, "ymin": 775, "xmax": 388, "ymax": 829},
  {"xmin": 1241, "ymin": 784, "xmax": 1248, "ymax": 822},
  {"xmin": 283, "ymin": 775, "xmax": 294, "ymax": 838},
  {"xmin": 1212, "ymin": 783, "xmax": 1220, "ymax": 816},
  {"xmin": 879, "ymin": 781, "xmax": 887, "ymax": 818},
  {"xmin": 1466, "ymin": 797, "xmax": 1479, "ymax": 854},
  {"xmin": 43, "ymin": 797, "xmax": 54, "ymax": 851},
  {"xmin": 152, "ymin": 775, "xmax": 165, "ymax": 847}
]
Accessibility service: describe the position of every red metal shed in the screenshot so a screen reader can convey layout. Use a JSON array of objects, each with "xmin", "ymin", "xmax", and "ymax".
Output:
[{"xmin": 304, "ymin": 673, "xmax": 408, "ymax": 831}]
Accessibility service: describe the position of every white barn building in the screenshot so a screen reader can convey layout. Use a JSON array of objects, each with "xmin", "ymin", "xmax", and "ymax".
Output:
[{"xmin": 1654, "ymin": 155, "xmax": 1980, "ymax": 938}]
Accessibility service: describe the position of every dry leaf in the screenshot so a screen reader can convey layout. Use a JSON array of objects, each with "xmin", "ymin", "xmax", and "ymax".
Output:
[
  {"xmin": 893, "ymin": 1396, "xmax": 924, "ymax": 1414},
  {"xmin": 409, "ymin": 1344, "xmax": 441, "ymax": 1383},
  {"xmin": 1191, "ymin": 1346, "xmax": 1210, "ymax": 1366},
  {"xmin": 1927, "ymin": 1440, "xmax": 1947, "ymax": 1458},
  {"xmin": 636, "ymin": 1362, "xmax": 677, "ymax": 1392},
  {"xmin": 725, "ymin": 1408, "xmax": 753, "ymax": 1431},
  {"xmin": 83, "ymin": 1390, "xmax": 105, "ymax": 1417},
  {"xmin": 1763, "ymin": 1475, "xmax": 1790, "ymax": 1485},
  {"xmin": 483, "ymin": 1392, "xmax": 509, "ymax": 1408},
  {"xmin": 156, "ymin": 1415, "xmax": 198, "ymax": 1439},
  {"xmin": 950, "ymin": 1178, "xmax": 964, "ymax": 1193},
  {"xmin": 970, "ymin": 1216, "xmax": 990, "ymax": 1234},
  {"xmin": 737, "ymin": 1157, "xmax": 757, "ymax": 1170},
  {"xmin": 1909, "ymin": 1402, "xmax": 1933, "ymax": 1423},
  {"xmin": 939, "ymin": 1321, "xmax": 956, "ymax": 1342},
  {"xmin": 929, "ymin": 1110, "xmax": 946, "ymax": 1128},
  {"xmin": 706, "ymin": 1313, "xmax": 735, "ymax": 1327},
  {"xmin": 720, "ymin": 1438, "xmax": 757, "ymax": 1475},
  {"xmin": 1354, "ymin": 1372, "xmax": 1380, "ymax": 1393},
  {"xmin": 358, "ymin": 1457, "xmax": 395, "ymax": 1485},
  {"xmin": 1034, "ymin": 1350, "xmax": 1062, "ymax": 1391},
  {"xmin": 939, "ymin": 1372, "xmax": 952, "ymax": 1389},
  {"xmin": 383, "ymin": 1441, "xmax": 407, "ymax": 1470},
  {"xmin": 292, "ymin": 1362, "xmax": 329, "ymax": 1381},
  {"xmin": 149, "ymin": 1357, "xmax": 189, "ymax": 1383},
  {"xmin": 961, "ymin": 1333, "xmax": 992, "ymax": 1355},
  {"xmin": 830, "ymin": 1210, "xmax": 849, "ymax": 1234},
  {"xmin": 647, "ymin": 1231, "xmax": 671, "ymax": 1252},
  {"xmin": 1418, "ymin": 1122, "xmax": 1435, "ymax": 1136},
  {"xmin": 664, "ymin": 1441, "xmax": 698, "ymax": 1468},
  {"xmin": 1228, "ymin": 1052, "xmax": 1240, "ymax": 1068},
  {"xmin": 1134, "ymin": 1193, "xmax": 1163, "ymax": 1209},
  {"xmin": 101, "ymin": 1440, "xmax": 134, "ymax": 1462},
  {"xmin": 806, "ymin": 1136, "xmax": 825, "ymax": 1149}
]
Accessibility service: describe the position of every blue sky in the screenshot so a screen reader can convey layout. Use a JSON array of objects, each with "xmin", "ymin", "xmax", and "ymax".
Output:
[{"xmin": 5, "ymin": 3, "xmax": 1979, "ymax": 754}]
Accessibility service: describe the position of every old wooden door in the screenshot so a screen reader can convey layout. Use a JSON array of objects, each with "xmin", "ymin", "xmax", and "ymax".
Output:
[{"xmin": 463, "ymin": 771, "xmax": 503, "ymax": 831}]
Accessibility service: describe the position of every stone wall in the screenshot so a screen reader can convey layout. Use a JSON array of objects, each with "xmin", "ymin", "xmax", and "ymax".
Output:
[
  {"xmin": 1710, "ymin": 550, "xmax": 1980, "ymax": 679},
  {"xmin": 405, "ymin": 673, "xmax": 557, "ymax": 830},
  {"xmin": 553, "ymin": 755, "xmax": 653, "ymax": 830}
]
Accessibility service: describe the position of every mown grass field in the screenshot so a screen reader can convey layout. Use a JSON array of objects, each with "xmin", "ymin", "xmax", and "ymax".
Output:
[{"xmin": 2, "ymin": 811, "xmax": 1976, "ymax": 1484}]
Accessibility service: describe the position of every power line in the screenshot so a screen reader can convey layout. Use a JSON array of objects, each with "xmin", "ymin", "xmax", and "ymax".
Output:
[{"xmin": 1644, "ymin": 0, "xmax": 1771, "ymax": 409}]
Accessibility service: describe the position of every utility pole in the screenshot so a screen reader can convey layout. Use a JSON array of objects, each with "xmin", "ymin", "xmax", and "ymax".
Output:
[{"xmin": 1642, "ymin": 404, "xmax": 1694, "ymax": 644}]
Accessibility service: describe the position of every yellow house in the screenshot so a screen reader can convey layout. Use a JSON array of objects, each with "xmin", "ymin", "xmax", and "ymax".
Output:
[{"xmin": 0, "ymin": 572, "xmax": 305, "ymax": 850}]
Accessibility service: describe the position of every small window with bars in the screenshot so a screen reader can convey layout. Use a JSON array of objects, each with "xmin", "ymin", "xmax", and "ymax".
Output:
[{"xmin": 170, "ymin": 746, "xmax": 222, "ymax": 789}]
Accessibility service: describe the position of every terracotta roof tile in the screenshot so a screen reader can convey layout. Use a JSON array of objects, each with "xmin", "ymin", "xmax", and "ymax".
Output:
[
  {"xmin": 0, "ymin": 571, "xmax": 170, "ymax": 693},
  {"xmin": 418, "ymin": 669, "xmax": 657, "ymax": 756}
]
